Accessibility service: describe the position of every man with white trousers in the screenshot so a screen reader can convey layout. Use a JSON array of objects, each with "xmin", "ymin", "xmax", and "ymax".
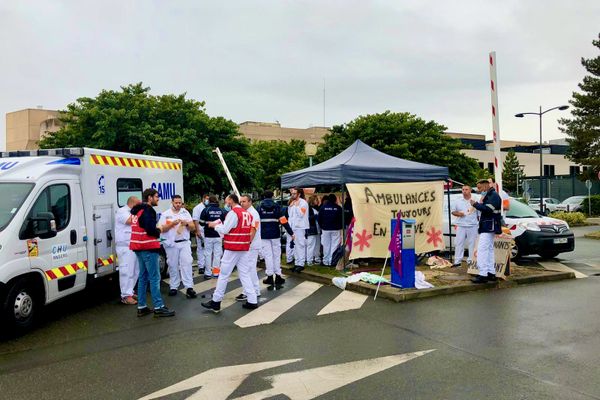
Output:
[
  {"xmin": 318, "ymin": 194, "xmax": 343, "ymax": 267},
  {"xmin": 199, "ymin": 195, "xmax": 226, "ymax": 280},
  {"xmin": 470, "ymin": 179, "xmax": 502, "ymax": 284},
  {"xmin": 159, "ymin": 195, "xmax": 197, "ymax": 299},
  {"xmin": 451, "ymin": 185, "xmax": 479, "ymax": 267},
  {"xmin": 201, "ymin": 194, "xmax": 258, "ymax": 313},
  {"xmin": 115, "ymin": 196, "xmax": 141, "ymax": 305},
  {"xmin": 237, "ymin": 195, "xmax": 262, "ymax": 301},
  {"xmin": 192, "ymin": 194, "xmax": 209, "ymax": 275},
  {"xmin": 287, "ymin": 187, "xmax": 310, "ymax": 273},
  {"xmin": 258, "ymin": 190, "xmax": 294, "ymax": 286}
]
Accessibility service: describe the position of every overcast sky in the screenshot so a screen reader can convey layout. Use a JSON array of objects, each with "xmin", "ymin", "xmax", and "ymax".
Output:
[{"xmin": 1, "ymin": 1, "xmax": 599, "ymax": 150}]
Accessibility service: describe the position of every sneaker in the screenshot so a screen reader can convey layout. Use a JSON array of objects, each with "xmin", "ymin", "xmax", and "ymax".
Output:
[
  {"xmin": 203, "ymin": 275, "xmax": 212, "ymax": 280},
  {"xmin": 168, "ymin": 289, "xmax": 178, "ymax": 296},
  {"xmin": 471, "ymin": 275, "xmax": 488, "ymax": 284},
  {"xmin": 242, "ymin": 301, "xmax": 258, "ymax": 310},
  {"xmin": 186, "ymin": 288, "xmax": 197, "ymax": 299},
  {"xmin": 121, "ymin": 296, "xmax": 137, "ymax": 305},
  {"xmin": 262, "ymin": 275, "xmax": 274, "ymax": 285},
  {"xmin": 487, "ymin": 273, "xmax": 498, "ymax": 282},
  {"xmin": 201, "ymin": 300, "xmax": 221, "ymax": 313},
  {"xmin": 452, "ymin": 262, "xmax": 462, "ymax": 267},
  {"xmin": 132, "ymin": 294, "xmax": 138, "ymax": 300},
  {"xmin": 154, "ymin": 306, "xmax": 176, "ymax": 317},
  {"xmin": 293, "ymin": 266, "xmax": 304, "ymax": 273},
  {"xmin": 137, "ymin": 306, "xmax": 153, "ymax": 317},
  {"xmin": 235, "ymin": 293, "xmax": 247, "ymax": 302},
  {"xmin": 275, "ymin": 275, "xmax": 285, "ymax": 285},
  {"xmin": 198, "ymin": 267, "xmax": 205, "ymax": 275}
]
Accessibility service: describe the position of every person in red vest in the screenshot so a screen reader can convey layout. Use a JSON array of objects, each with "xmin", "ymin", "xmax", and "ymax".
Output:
[
  {"xmin": 201, "ymin": 194, "xmax": 258, "ymax": 313},
  {"xmin": 130, "ymin": 188, "xmax": 178, "ymax": 318}
]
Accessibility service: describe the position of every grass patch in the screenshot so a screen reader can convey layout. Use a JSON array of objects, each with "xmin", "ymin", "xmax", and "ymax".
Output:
[{"xmin": 584, "ymin": 231, "xmax": 600, "ymax": 240}]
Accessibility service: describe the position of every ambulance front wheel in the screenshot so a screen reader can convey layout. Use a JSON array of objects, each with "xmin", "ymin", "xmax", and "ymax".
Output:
[{"xmin": 1, "ymin": 277, "xmax": 41, "ymax": 335}]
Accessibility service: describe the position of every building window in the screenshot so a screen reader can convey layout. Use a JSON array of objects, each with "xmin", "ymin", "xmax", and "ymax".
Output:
[
  {"xmin": 117, "ymin": 178, "xmax": 143, "ymax": 207},
  {"xmin": 543, "ymin": 165, "xmax": 555, "ymax": 177},
  {"xmin": 487, "ymin": 162, "xmax": 494, "ymax": 174},
  {"xmin": 569, "ymin": 166, "xmax": 580, "ymax": 176},
  {"xmin": 478, "ymin": 162, "xmax": 484, "ymax": 169}
]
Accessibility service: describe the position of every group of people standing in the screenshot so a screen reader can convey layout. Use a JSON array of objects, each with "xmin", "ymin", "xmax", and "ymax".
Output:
[
  {"xmin": 114, "ymin": 186, "xmax": 348, "ymax": 318},
  {"xmin": 451, "ymin": 178, "xmax": 506, "ymax": 284}
]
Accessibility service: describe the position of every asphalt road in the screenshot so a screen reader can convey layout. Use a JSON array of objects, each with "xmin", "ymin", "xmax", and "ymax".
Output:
[{"xmin": 0, "ymin": 244, "xmax": 599, "ymax": 399}]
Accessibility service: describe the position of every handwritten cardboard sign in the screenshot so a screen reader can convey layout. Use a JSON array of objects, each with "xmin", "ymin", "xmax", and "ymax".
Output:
[
  {"xmin": 346, "ymin": 181, "xmax": 444, "ymax": 258},
  {"xmin": 467, "ymin": 234, "xmax": 513, "ymax": 279}
]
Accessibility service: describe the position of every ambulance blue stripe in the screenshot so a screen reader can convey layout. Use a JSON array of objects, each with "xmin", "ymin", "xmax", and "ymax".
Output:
[{"xmin": 47, "ymin": 158, "xmax": 81, "ymax": 165}]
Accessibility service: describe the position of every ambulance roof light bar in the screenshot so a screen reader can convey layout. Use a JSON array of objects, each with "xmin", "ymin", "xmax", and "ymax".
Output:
[{"xmin": 0, "ymin": 148, "xmax": 84, "ymax": 158}]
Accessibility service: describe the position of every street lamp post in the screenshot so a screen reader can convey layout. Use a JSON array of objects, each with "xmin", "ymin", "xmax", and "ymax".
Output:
[{"xmin": 515, "ymin": 105, "xmax": 569, "ymax": 213}]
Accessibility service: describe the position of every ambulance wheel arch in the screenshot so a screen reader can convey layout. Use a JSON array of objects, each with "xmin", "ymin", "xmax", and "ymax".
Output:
[{"xmin": 0, "ymin": 272, "xmax": 45, "ymax": 335}]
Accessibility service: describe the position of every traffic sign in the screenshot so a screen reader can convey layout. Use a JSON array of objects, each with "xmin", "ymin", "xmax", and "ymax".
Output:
[{"xmin": 586, "ymin": 179, "xmax": 592, "ymax": 189}]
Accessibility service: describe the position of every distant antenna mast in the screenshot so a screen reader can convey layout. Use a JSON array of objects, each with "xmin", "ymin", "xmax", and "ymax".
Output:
[{"xmin": 323, "ymin": 79, "xmax": 326, "ymax": 127}]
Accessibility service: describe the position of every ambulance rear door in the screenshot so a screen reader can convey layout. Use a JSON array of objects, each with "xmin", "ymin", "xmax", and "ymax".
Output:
[{"xmin": 92, "ymin": 204, "xmax": 116, "ymax": 276}]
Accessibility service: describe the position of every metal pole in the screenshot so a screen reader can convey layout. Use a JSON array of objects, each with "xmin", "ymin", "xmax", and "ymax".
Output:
[
  {"xmin": 539, "ymin": 107, "xmax": 543, "ymax": 214},
  {"xmin": 341, "ymin": 184, "xmax": 346, "ymax": 248},
  {"xmin": 446, "ymin": 181, "xmax": 453, "ymax": 260},
  {"xmin": 213, "ymin": 147, "xmax": 240, "ymax": 197},
  {"xmin": 309, "ymin": 156, "xmax": 313, "ymax": 167}
]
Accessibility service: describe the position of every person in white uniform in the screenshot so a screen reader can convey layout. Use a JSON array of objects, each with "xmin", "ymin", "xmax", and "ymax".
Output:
[
  {"xmin": 192, "ymin": 194, "xmax": 209, "ymax": 275},
  {"xmin": 115, "ymin": 196, "xmax": 141, "ymax": 305},
  {"xmin": 159, "ymin": 195, "xmax": 197, "ymax": 299},
  {"xmin": 287, "ymin": 187, "xmax": 310, "ymax": 272},
  {"xmin": 451, "ymin": 185, "xmax": 480, "ymax": 267},
  {"xmin": 237, "ymin": 195, "xmax": 262, "ymax": 302},
  {"xmin": 202, "ymin": 194, "xmax": 258, "ymax": 313}
]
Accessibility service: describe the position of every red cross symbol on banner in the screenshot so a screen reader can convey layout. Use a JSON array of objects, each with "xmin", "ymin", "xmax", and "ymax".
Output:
[
  {"xmin": 426, "ymin": 227, "xmax": 443, "ymax": 248},
  {"xmin": 353, "ymin": 229, "xmax": 372, "ymax": 252}
]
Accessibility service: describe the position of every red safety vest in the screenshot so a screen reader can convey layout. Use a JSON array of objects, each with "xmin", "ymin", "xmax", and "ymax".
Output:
[
  {"xmin": 223, "ymin": 207, "xmax": 253, "ymax": 251},
  {"xmin": 129, "ymin": 209, "xmax": 161, "ymax": 251}
]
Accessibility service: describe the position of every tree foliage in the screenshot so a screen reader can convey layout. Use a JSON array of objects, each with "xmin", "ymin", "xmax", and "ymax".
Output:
[
  {"xmin": 502, "ymin": 149, "xmax": 524, "ymax": 194},
  {"xmin": 39, "ymin": 83, "xmax": 256, "ymax": 196},
  {"xmin": 316, "ymin": 111, "xmax": 480, "ymax": 185},
  {"xmin": 560, "ymin": 33, "xmax": 600, "ymax": 179},
  {"xmin": 249, "ymin": 139, "xmax": 308, "ymax": 190}
]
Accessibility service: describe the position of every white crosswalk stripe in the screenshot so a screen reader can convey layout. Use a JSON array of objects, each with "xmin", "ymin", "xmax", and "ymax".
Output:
[
  {"xmin": 317, "ymin": 290, "xmax": 368, "ymax": 316},
  {"xmin": 539, "ymin": 261, "xmax": 588, "ymax": 279},
  {"xmin": 234, "ymin": 281, "xmax": 323, "ymax": 328}
]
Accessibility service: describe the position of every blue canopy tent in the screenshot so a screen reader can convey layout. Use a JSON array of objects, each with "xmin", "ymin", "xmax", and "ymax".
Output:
[{"xmin": 280, "ymin": 140, "xmax": 452, "ymax": 252}]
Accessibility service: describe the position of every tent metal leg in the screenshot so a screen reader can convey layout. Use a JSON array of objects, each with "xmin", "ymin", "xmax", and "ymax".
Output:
[
  {"xmin": 341, "ymin": 185, "xmax": 346, "ymax": 247},
  {"xmin": 446, "ymin": 181, "xmax": 453, "ymax": 260}
]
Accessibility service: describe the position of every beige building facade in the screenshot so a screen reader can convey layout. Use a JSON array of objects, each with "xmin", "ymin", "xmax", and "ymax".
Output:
[
  {"xmin": 5, "ymin": 108, "xmax": 62, "ymax": 151},
  {"xmin": 238, "ymin": 121, "xmax": 328, "ymax": 143}
]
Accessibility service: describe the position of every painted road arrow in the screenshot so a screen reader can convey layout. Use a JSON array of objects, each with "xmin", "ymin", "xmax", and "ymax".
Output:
[{"xmin": 139, "ymin": 350, "xmax": 435, "ymax": 400}]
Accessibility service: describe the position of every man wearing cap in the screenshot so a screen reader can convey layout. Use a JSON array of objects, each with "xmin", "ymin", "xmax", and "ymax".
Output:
[{"xmin": 470, "ymin": 179, "xmax": 502, "ymax": 283}]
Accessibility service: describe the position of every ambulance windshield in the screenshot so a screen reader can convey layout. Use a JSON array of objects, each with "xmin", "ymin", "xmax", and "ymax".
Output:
[{"xmin": 0, "ymin": 183, "xmax": 35, "ymax": 231}]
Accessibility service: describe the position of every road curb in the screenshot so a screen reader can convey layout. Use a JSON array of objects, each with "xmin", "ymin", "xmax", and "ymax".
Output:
[{"xmin": 282, "ymin": 265, "xmax": 576, "ymax": 302}]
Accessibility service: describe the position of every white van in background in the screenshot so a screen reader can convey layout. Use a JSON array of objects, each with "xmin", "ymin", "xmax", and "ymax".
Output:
[{"xmin": 0, "ymin": 148, "xmax": 183, "ymax": 334}]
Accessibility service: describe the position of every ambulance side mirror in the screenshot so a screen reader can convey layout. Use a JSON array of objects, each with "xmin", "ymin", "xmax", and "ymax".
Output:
[{"xmin": 31, "ymin": 212, "xmax": 58, "ymax": 239}]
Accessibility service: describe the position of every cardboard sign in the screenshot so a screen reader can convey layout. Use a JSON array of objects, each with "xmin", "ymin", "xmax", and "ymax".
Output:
[
  {"xmin": 346, "ymin": 181, "xmax": 444, "ymax": 258},
  {"xmin": 467, "ymin": 234, "xmax": 513, "ymax": 279}
]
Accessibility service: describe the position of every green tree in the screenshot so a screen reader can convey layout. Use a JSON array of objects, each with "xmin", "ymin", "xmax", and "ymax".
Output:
[
  {"xmin": 560, "ymin": 33, "xmax": 600, "ymax": 178},
  {"xmin": 502, "ymin": 149, "xmax": 524, "ymax": 194},
  {"xmin": 316, "ymin": 111, "xmax": 480, "ymax": 184},
  {"xmin": 39, "ymin": 83, "xmax": 257, "ymax": 196},
  {"xmin": 249, "ymin": 139, "xmax": 308, "ymax": 190},
  {"xmin": 476, "ymin": 168, "xmax": 493, "ymax": 181}
]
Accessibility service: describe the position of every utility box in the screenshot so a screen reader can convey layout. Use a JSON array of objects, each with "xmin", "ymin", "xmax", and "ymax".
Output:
[{"xmin": 391, "ymin": 218, "xmax": 416, "ymax": 289}]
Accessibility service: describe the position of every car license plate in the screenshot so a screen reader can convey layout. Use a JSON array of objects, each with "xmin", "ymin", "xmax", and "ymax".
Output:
[{"xmin": 554, "ymin": 238, "xmax": 568, "ymax": 244}]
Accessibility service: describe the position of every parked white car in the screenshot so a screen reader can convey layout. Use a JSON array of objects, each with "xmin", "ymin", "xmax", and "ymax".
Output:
[
  {"xmin": 554, "ymin": 196, "xmax": 586, "ymax": 212},
  {"xmin": 528, "ymin": 198, "xmax": 560, "ymax": 214}
]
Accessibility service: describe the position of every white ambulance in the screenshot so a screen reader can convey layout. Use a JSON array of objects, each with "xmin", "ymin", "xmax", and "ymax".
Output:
[{"xmin": 0, "ymin": 148, "xmax": 183, "ymax": 334}]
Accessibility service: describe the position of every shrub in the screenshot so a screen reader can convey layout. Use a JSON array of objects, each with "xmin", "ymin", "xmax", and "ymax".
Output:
[
  {"xmin": 581, "ymin": 195, "xmax": 600, "ymax": 217},
  {"xmin": 549, "ymin": 211, "xmax": 586, "ymax": 226}
]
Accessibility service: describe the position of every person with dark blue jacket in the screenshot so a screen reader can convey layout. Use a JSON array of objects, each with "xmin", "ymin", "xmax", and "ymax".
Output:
[
  {"xmin": 305, "ymin": 195, "xmax": 321, "ymax": 265},
  {"xmin": 318, "ymin": 194, "xmax": 343, "ymax": 266},
  {"xmin": 470, "ymin": 179, "xmax": 502, "ymax": 284},
  {"xmin": 199, "ymin": 195, "xmax": 226, "ymax": 280},
  {"xmin": 258, "ymin": 190, "xmax": 293, "ymax": 285}
]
